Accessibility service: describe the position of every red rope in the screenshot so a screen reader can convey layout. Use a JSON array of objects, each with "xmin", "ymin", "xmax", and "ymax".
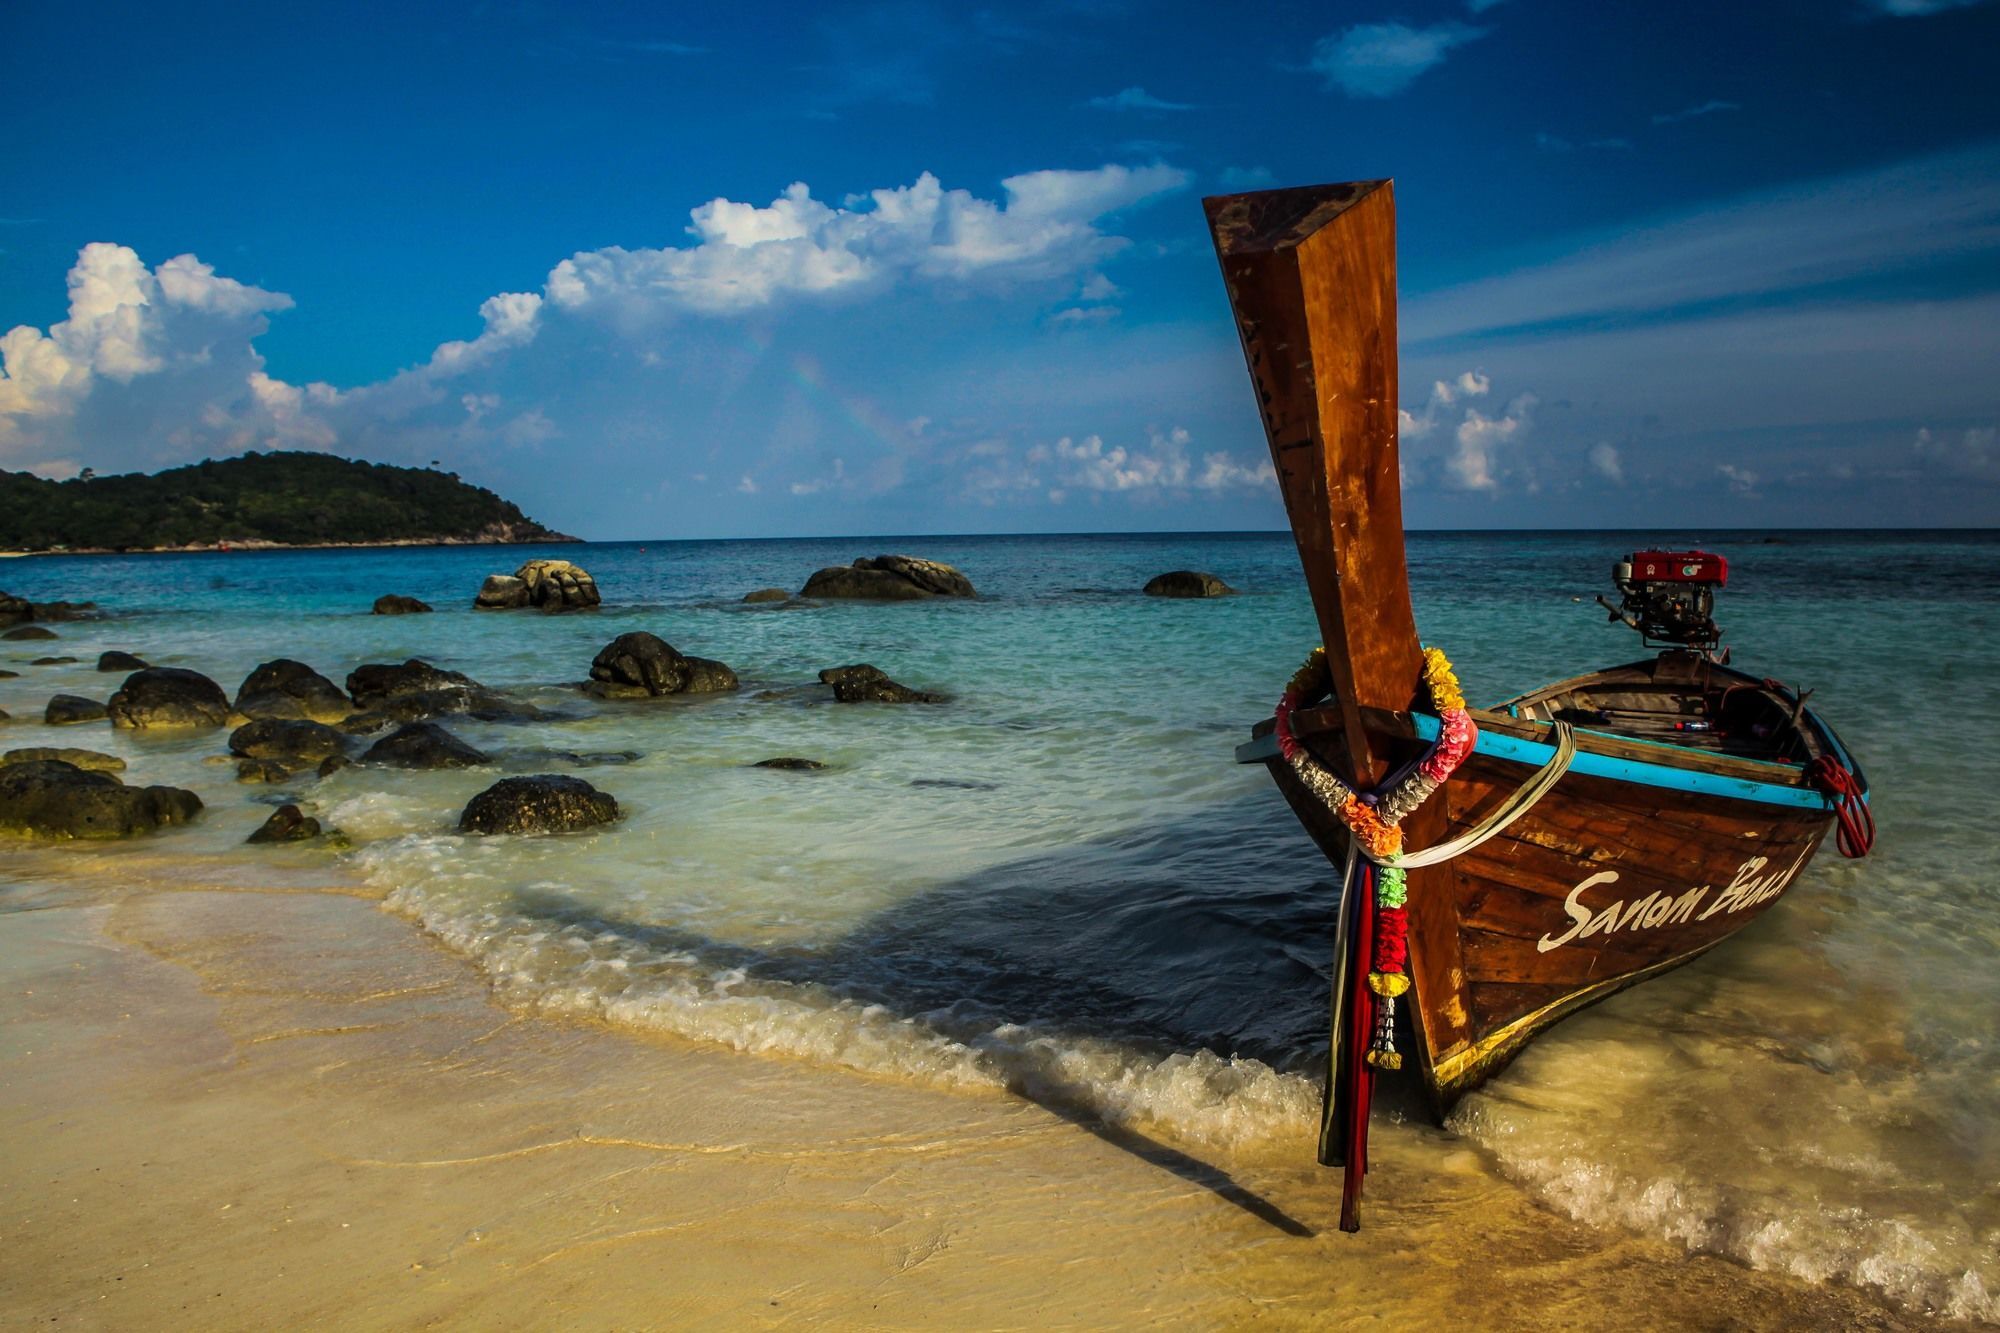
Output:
[{"xmin": 1805, "ymin": 756, "xmax": 1874, "ymax": 858}]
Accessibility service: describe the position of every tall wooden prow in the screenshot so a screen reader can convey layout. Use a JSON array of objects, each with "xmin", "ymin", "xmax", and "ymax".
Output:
[{"xmin": 1205, "ymin": 181, "xmax": 1426, "ymax": 1231}]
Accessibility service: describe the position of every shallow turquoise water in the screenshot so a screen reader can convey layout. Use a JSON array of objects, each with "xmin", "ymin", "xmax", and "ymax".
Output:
[{"xmin": 2, "ymin": 530, "xmax": 1995, "ymax": 1318}]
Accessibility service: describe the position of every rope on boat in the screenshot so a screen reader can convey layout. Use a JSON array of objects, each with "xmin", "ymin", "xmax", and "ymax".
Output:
[
  {"xmin": 1360, "ymin": 720, "xmax": 1579, "ymax": 871},
  {"xmin": 1805, "ymin": 755, "xmax": 1875, "ymax": 858}
]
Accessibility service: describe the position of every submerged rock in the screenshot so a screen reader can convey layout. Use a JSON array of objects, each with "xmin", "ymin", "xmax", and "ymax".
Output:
[
  {"xmin": 3, "ymin": 625, "xmax": 57, "ymax": 641},
  {"xmin": 817, "ymin": 664, "xmax": 946, "ymax": 704},
  {"xmin": 30, "ymin": 656, "xmax": 77, "ymax": 666},
  {"xmin": 344, "ymin": 658, "xmax": 535, "ymax": 721},
  {"xmin": 1143, "ymin": 570, "xmax": 1235, "ymax": 598},
  {"xmin": 228, "ymin": 718, "xmax": 347, "ymax": 768},
  {"xmin": 742, "ymin": 587, "xmax": 791, "ymax": 604},
  {"xmin": 2, "ymin": 747, "xmax": 125, "ymax": 773},
  {"xmin": 0, "ymin": 593, "xmax": 95, "ymax": 626},
  {"xmin": 246, "ymin": 803, "xmax": 321, "ymax": 844},
  {"xmin": 96, "ymin": 650, "xmax": 149, "ymax": 672},
  {"xmin": 475, "ymin": 560, "xmax": 600, "ymax": 612},
  {"xmin": 0, "ymin": 760, "xmax": 202, "ymax": 840},
  {"xmin": 458, "ymin": 774, "xmax": 619, "ymax": 835},
  {"xmin": 234, "ymin": 757, "xmax": 292, "ymax": 783},
  {"xmin": 361, "ymin": 721, "xmax": 490, "ymax": 769},
  {"xmin": 45, "ymin": 695, "xmax": 108, "ymax": 725},
  {"xmin": 800, "ymin": 555, "xmax": 975, "ymax": 601},
  {"xmin": 372, "ymin": 594, "xmax": 433, "ymax": 615},
  {"xmin": 235, "ymin": 659, "xmax": 352, "ymax": 724},
  {"xmin": 107, "ymin": 667, "xmax": 233, "ymax": 729},
  {"xmin": 753, "ymin": 756, "xmax": 827, "ymax": 771}
]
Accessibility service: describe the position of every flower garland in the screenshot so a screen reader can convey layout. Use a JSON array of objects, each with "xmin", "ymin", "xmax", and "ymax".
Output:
[{"xmin": 1272, "ymin": 645, "xmax": 1477, "ymax": 1069}]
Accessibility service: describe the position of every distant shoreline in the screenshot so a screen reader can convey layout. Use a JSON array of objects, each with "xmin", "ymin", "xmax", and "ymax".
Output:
[{"xmin": 0, "ymin": 533, "xmax": 581, "ymax": 558}]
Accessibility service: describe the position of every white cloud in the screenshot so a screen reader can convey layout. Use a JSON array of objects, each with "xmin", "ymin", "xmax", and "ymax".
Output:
[
  {"xmin": 1652, "ymin": 99, "xmax": 1741, "ymax": 126},
  {"xmin": 737, "ymin": 474, "xmax": 759, "ymax": 494},
  {"xmin": 1588, "ymin": 442, "xmax": 1625, "ymax": 483},
  {"xmin": 546, "ymin": 165, "xmax": 1190, "ymax": 319},
  {"xmin": 1399, "ymin": 370, "xmax": 1490, "ymax": 439},
  {"xmin": 1447, "ymin": 394, "xmax": 1536, "ymax": 491},
  {"xmin": 1913, "ymin": 425, "xmax": 2000, "ymax": 480},
  {"xmin": 1309, "ymin": 22, "xmax": 1488, "ymax": 98},
  {"xmin": 1087, "ymin": 87, "xmax": 1195, "ymax": 112},
  {"xmin": 1717, "ymin": 463, "xmax": 1760, "ymax": 493},
  {"xmin": 789, "ymin": 457, "xmax": 847, "ymax": 495}
]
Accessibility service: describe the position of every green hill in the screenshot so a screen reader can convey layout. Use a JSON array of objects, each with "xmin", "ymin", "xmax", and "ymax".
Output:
[{"xmin": 0, "ymin": 453, "xmax": 576, "ymax": 552}]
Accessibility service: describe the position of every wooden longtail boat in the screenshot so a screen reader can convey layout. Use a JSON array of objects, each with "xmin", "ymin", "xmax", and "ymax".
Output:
[{"xmin": 1205, "ymin": 180, "xmax": 1874, "ymax": 1229}]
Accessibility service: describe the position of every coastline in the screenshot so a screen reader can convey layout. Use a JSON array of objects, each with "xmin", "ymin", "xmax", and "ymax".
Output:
[
  {"xmin": 0, "ymin": 533, "xmax": 580, "ymax": 559},
  {"xmin": 0, "ymin": 860, "xmax": 1919, "ymax": 1330}
]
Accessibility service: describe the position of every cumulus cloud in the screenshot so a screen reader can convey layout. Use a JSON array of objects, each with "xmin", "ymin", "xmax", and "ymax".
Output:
[
  {"xmin": 1309, "ymin": 22, "xmax": 1488, "ymax": 98},
  {"xmin": 1447, "ymin": 395, "xmax": 1536, "ymax": 491},
  {"xmin": 1914, "ymin": 425, "xmax": 2000, "ymax": 480},
  {"xmin": 0, "ymin": 164, "xmax": 1189, "ymax": 478},
  {"xmin": 999, "ymin": 426, "xmax": 1273, "ymax": 502},
  {"xmin": 1087, "ymin": 87, "xmax": 1195, "ymax": 112},
  {"xmin": 1397, "ymin": 370, "xmax": 1537, "ymax": 492},
  {"xmin": 1588, "ymin": 442, "xmax": 1625, "ymax": 483},
  {"xmin": 1717, "ymin": 462, "xmax": 1760, "ymax": 494},
  {"xmin": 545, "ymin": 164, "xmax": 1190, "ymax": 319},
  {"xmin": 1399, "ymin": 370, "xmax": 1491, "ymax": 439}
]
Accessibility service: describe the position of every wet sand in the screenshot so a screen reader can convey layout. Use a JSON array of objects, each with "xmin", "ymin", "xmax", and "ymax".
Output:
[{"xmin": 1, "ymin": 880, "xmax": 1919, "ymax": 1330}]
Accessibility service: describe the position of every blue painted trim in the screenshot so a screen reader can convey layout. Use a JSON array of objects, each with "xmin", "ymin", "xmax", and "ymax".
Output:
[{"xmin": 1410, "ymin": 714, "xmax": 1831, "ymax": 811}]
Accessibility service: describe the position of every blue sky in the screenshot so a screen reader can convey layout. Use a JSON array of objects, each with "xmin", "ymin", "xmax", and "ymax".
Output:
[{"xmin": 2, "ymin": 0, "xmax": 1997, "ymax": 537}]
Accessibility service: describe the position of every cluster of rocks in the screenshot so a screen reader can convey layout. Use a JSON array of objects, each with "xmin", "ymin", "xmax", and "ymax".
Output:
[
  {"xmin": 585, "ymin": 632, "xmax": 738, "ymax": 699},
  {"xmin": 475, "ymin": 559, "xmax": 601, "ymax": 612},
  {"xmin": 0, "ymin": 753, "xmax": 201, "ymax": 840},
  {"xmin": 0, "ymin": 590, "xmax": 96, "ymax": 627},
  {"xmin": 1143, "ymin": 571, "xmax": 1234, "ymax": 598}
]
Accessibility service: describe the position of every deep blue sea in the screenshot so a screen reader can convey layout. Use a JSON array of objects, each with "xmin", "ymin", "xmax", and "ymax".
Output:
[{"xmin": 3, "ymin": 530, "xmax": 1995, "ymax": 1319}]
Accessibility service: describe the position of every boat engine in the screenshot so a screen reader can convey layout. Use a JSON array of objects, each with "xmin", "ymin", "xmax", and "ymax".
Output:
[{"xmin": 1598, "ymin": 549, "xmax": 1727, "ymax": 653}]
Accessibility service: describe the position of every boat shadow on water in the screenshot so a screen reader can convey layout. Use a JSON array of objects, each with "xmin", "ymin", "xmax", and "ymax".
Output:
[{"xmin": 501, "ymin": 794, "xmax": 1388, "ymax": 1236}]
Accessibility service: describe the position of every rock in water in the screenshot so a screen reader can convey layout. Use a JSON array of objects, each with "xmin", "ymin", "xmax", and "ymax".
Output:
[
  {"xmin": 234, "ymin": 659, "xmax": 352, "ymax": 724},
  {"xmin": 3, "ymin": 625, "xmax": 58, "ymax": 641},
  {"xmin": 3, "ymin": 747, "xmax": 125, "ymax": 773},
  {"xmin": 1143, "ymin": 571, "xmax": 1235, "ymax": 598},
  {"xmin": 589, "ymin": 632, "xmax": 688, "ymax": 695},
  {"xmin": 475, "ymin": 560, "xmax": 600, "ymax": 612},
  {"xmin": 459, "ymin": 775, "xmax": 619, "ymax": 835},
  {"xmin": 586, "ymin": 634, "xmax": 739, "ymax": 698},
  {"xmin": 817, "ymin": 664, "xmax": 946, "ymax": 704},
  {"xmin": 228, "ymin": 718, "xmax": 347, "ymax": 767},
  {"xmin": 0, "ymin": 760, "xmax": 202, "ymax": 840},
  {"xmin": 372, "ymin": 594, "xmax": 433, "ymax": 615},
  {"xmin": 30, "ymin": 657, "xmax": 78, "ymax": 665},
  {"xmin": 361, "ymin": 721, "xmax": 491, "ymax": 769},
  {"xmin": 235, "ymin": 758, "xmax": 291, "ymax": 783},
  {"xmin": 96, "ymin": 650, "xmax": 148, "ymax": 671},
  {"xmin": 0, "ymin": 591, "xmax": 31, "ymax": 625},
  {"xmin": 247, "ymin": 803, "xmax": 321, "ymax": 844},
  {"xmin": 342, "ymin": 658, "xmax": 536, "ymax": 722},
  {"xmin": 45, "ymin": 695, "xmax": 108, "ymax": 725},
  {"xmin": 742, "ymin": 588, "xmax": 790, "ymax": 604},
  {"xmin": 753, "ymin": 757, "xmax": 827, "ymax": 770},
  {"xmin": 107, "ymin": 667, "xmax": 233, "ymax": 729},
  {"xmin": 799, "ymin": 555, "xmax": 975, "ymax": 600}
]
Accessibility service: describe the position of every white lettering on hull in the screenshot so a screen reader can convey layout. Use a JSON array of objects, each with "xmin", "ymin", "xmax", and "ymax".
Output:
[{"xmin": 1535, "ymin": 844, "xmax": 1813, "ymax": 954}]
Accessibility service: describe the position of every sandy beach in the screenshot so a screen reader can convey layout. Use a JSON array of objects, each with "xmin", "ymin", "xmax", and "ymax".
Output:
[{"xmin": 1, "ymin": 861, "xmax": 1919, "ymax": 1330}]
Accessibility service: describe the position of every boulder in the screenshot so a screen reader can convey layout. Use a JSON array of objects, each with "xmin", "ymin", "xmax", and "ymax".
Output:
[
  {"xmin": 317, "ymin": 754, "xmax": 352, "ymax": 778},
  {"xmin": 45, "ymin": 695, "xmax": 108, "ymax": 725},
  {"xmin": 1143, "ymin": 570, "xmax": 1235, "ymax": 599},
  {"xmin": 475, "ymin": 560, "xmax": 600, "ymax": 612},
  {"xmin": 97, "ymin": 650, "xmax": 149, "ymax": 672},
  {"xmin": 235, "ymin": 758, "xmax": 292, "ymax": 783},
  {"xmin": 247, "ymin": 804, "xmax": 322, "ymax": 844},
  {"xmin": 459, "ymin": 774, "xmax": 620, "ymax": 835},
  {"xmin": 2, "ymin": 747, "xmax": 125, "ymax": 773},
  {"xmin": 228, "ymin": 718, "xmax": 347, "ymax": 768},
  {"xmin": 234, "ymin": 659, "xmax": 352, "ymax": 724},
  {"xmin": 3, "ymin": 625, "xmax": 58, "ymax": 641},
  {"xmin": 0, "ymin": 591, "xmax": 31, "ymax": 625},
  {"xmin": 107, "ymin": 667, "xmax": 232, "ymax": 729},
  {"xmin": 343, "ymin": 659, "xmax": 536, "ymax": 721},
  {"xmin": 587, "ymin": 634, "xmax": 739, "ymax": 698},
  {"xmin": 0, "ymin": 669, "xmax": 17, "ymax": 678},
  {"xmin": 0, "ymin": 760, "xmax": 202, "ymax": 840},
  {"xmin": 30, "ymin": 657, "xmax": 77, "ymax": 666},
  {"xmin": 742, "ymin": 588, "xmax": 791, "ymax": 604},
  {"xmin": 24, "ymin": 600, "xmax": 94, "ymax": 622},
  {"xmin": 753, "ymin": 757, "xmax": 827, "ymax": 771},
  {"xmin": 589, "ymin": 632, "xmax": 688, "ymax": 695},
  {"xmin": 372, "ymin": 594, "xmax": 433, "ymax": 615},
  {"xmin": 473, "ymin": 574, "xmax": 528, "ymax": 610},
  {"xmin": 817, "ymin": 664, "xmax": 945, "ymax": 704},
  {"xmin": 800, "ymin": 555, "xmax": 975, "ymax": 601},
  {"xmin": 361, "ymin": 721, "xmax": 491, "ymax": 769}
]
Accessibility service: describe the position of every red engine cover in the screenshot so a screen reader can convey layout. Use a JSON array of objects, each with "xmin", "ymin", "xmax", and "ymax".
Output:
[{"xmin": 1630, "ymin": 549, "xmax": 1728, "ymax": 585}]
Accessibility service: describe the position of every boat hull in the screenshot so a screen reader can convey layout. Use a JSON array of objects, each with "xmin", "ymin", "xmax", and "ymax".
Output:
[{"xmin": 1255, "ymin": 716, "xmax": 1835, "ymax": 1115}]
